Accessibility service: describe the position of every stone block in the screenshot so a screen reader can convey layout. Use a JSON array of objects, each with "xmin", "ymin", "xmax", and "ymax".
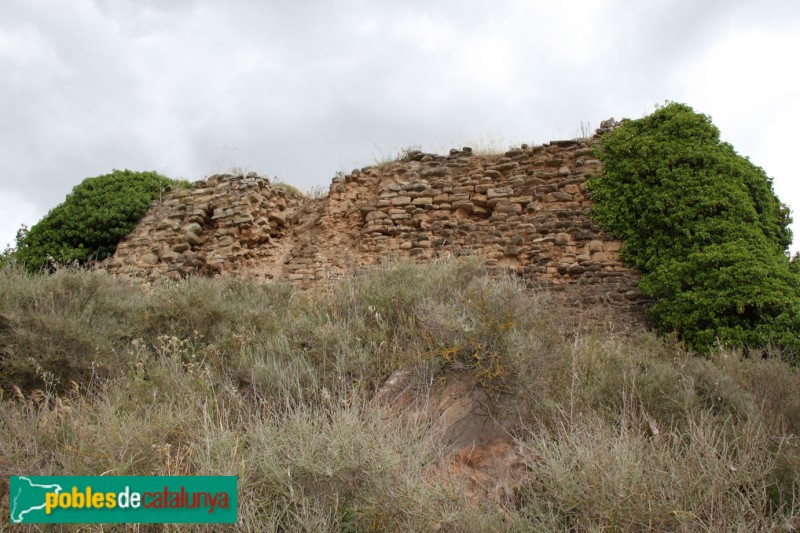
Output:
[
  {"xmin": 430, "ymin": 209, "xmax": 452, "ymax": 219},
  {"xmin": 449, "ymin": 194, "xmax": 471, "ymax": 203},
  {"xmin": 452, "ymin": 201, "xmax": 475, "ymax": 212},
  {"xmin": 139, "ymin": 253, "xmax": 159, "ymax": 266},
  {"xmin": 391, "ymin": 196, "xmax": 412, "ymax": 206},
  {"xmin": 494, "ymin": 203, "xmax": 522, "ymax": 214},
  {"xmin": 185, "ymin": 232, "xmax": 203, "ymax": 246},
  {"xmin": 404, "ymin": 182, "xmax": 427, "ymax": 191},
  {"xmin": 182, "ymin": 222, "xmax": 202, "ymax": 234},
  {"xmin": 160, "ymin": 251, "xmax": 179, "ymax": 263},
  {"xmin": 487, "ymin": 187, "xmax": 514, "ymax": 198},
  {"xmin": 588, "ymin": 240, "xmax": 604, "ymax": 252},
  {"xmin": 545, "ymin": 192, "xmax": 573, "ymax": 202},
  {"xmin": 472, "ymin": 194, "xmax": 488, "ymax": 206},
  {"xmin": 489, "ymin": 162, "xmax": 518, "ymax": 172},
  {"xmin": 366, "ymin": 210, "xmax": 388, "ymax": 221},
  {"xmin": 421, "ymin": 166, "xmax": 451, "ymax": 178},
  {"xmin": 510, "ymin": 196, "xmax": 533, "ymax": 204},
  {"xmin": 568, "ymin": 263, "xmax": 586, "ymax": 274},
  {"xmin": 487, "ymin": 197, "xmax": 510, "ymax": 208},
  {"xmin": 233, "ymin": 216, "xmax": 254, "ymax": 225}
]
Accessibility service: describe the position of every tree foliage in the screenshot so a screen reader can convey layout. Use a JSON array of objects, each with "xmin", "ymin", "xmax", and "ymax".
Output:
[
  {"xmin": 15, "ymin": 169, "xmax": 189, "ymax": 271},
  {"xmin": 588, "ymin": 102, "xmax": 800, "ymax": 358}
]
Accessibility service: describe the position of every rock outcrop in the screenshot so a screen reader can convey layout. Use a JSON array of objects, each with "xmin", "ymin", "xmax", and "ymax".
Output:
[{"xmin": 375, "ymin": 369, "xmax": 526, "ymax": 503}]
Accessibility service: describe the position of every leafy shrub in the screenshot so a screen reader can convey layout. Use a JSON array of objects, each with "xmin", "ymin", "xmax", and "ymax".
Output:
[
  {"xmin": 14, "ymin": 169, "xmax": 189, "ymax": 271},
  {"xmin": 589, "ymin": 103, "xmax": 800, "ymax": 358}
]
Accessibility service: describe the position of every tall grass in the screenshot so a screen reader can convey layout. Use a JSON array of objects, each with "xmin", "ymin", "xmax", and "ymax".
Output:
[{"xmin": 0, "ymin": 260, "xmax": 798, "ymax": 531}]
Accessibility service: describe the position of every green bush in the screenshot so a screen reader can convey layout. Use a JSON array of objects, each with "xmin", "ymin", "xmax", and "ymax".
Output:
[
  {"xmin": 14, "ymin": 169, "xmax": 189, "ymax": 271},
  {"xmin": 588, "ymin": 103, "xmax": 800, "ymax": 358}
]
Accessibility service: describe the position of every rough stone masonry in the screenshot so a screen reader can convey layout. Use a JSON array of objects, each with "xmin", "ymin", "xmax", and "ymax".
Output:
[{"xmin": 104, "ymin": 124, "xmax": 649, "ymax": 326}]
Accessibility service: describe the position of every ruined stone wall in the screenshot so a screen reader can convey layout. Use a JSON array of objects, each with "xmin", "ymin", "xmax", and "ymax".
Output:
[
  {"xmin": 105, "ymin": 173, "xmax": 304, "ymax": 280},
  {"xmin": 104, "ymin": 131, "xmax": 649, "ymax": 324}
]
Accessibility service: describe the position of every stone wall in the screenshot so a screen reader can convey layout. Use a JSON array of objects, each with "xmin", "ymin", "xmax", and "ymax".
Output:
[
  {"xmin": 104, "ymin": 129, "xmax": 649, "ymax": 325},
  {"xmin": 105, "ymin": 173, "xmax": 304, "ymax": 280}
]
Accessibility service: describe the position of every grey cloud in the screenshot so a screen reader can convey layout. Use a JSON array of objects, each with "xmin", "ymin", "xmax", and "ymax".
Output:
[{"xmin": 0, "ymin": 0, "xmax": 798, "ymax": 251}]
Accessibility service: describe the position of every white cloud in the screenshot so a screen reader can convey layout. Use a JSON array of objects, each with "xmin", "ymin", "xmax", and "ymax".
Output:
[
  {"xmin": 0, "ymin": 192, "xmax": 41, "ymax": 250},
  {"xmin": 675, "ymin": 25, "xmax": 800, "ymax": 252}
]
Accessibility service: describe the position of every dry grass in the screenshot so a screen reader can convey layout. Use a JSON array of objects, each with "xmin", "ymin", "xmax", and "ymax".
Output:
[{"xmin": 0, "ymin": 260, "xmax": 798, "ymax": 531}]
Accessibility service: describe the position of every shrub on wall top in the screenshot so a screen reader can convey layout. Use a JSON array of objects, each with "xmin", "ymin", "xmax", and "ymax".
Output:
[
  {"xmin": 588, "ymin": 102, "xmax": 800, "ymax": 358},
  {"xmin": 15, "ymin": 169, "xmax": 189, "ymax": 271}
]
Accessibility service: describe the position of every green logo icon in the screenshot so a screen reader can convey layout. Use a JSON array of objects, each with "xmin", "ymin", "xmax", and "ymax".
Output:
[
  {"xmin": 8, "ymin": 476, "xmax": 237, "ymax": 524},
  {"xmin": 10, "ymin": 476, "xmax": 64, "ymax": 523}
]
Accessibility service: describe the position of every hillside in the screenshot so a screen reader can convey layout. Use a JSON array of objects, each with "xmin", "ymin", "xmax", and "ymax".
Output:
[
  {"xmin": 1, "ymin": 261, "xmax": 798, "ymax": 530},
  {"xmin": 3, "ymin": 106, "xmax": 800, "ymax": 530}
]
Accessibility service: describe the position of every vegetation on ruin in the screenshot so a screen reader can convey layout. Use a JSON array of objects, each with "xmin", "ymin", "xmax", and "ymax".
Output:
[
  {"xmin": 589, "ymin": 102, "xmax": 800, "ymax": 359},
  {"xmin": 12, "ymin": 169, "xmax": 191, "ymax": 272},
  {"xmin": 272, "ymin": 180, "xmax": 304, "ymax": 198},
  {"xmin": 1, "ymin": 261, "xmax": 798, "ymax": 530}
]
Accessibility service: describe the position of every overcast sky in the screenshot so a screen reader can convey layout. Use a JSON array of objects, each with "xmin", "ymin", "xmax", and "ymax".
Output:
[{"xmin": 2, "ymin": 0, "xmax": 799, "ymax": 253}]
